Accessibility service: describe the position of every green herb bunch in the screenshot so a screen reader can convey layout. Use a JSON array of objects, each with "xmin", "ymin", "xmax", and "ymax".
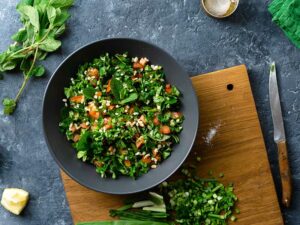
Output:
[{"xmin": 0, "ymin": 0, "xmax": 73, "ymax": 115}]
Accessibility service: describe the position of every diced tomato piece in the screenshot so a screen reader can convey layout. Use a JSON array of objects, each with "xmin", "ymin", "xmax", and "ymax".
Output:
[
  {"xmin": 155, "ymin": 155, "xmax": 161, "ymax": 162},
  {"xmin": 152, "ymin": 149, "xmax": 158, "ymax": 157},
  {"xmin": 89, "ymin": 111, "xmax": 100, "ymax": 120},
  {"xmin": 93, "ymin": 160, "xmax": 103, "ymax": 168},
  {"xmin": 69, "ymin": 124, "xmax": 77, "ymax": 133},
  {"xmin": 73, "ymin": 134, "xmax": 80, "ymax": 142},
  {"xmin": 70, "ymin": 95, "xmax": 84, "ymax": 103},
  {"xmin": 142, "ymin": 155, "xmax": 151, "ymax": 164},
  {"xmin": 165, "ymin": 84, "xmax": 172, "ymax": 94},
  {"xmin": 95, "ymin": 91, "xmax": 102, "ymax": 97},
  {"xmin": 153, "ymin": 116, "xmax": 160, "ymax": 126},
  {"xmin": 108, "ymin": 105, "xmax": 115, "ymax": 111},
  {"xmin": 80, "ymin": 123, "xmax": 89, "ymax": 129},
  {"xmin": 160, "ymin": 125, "xmax": 171, "ymax": 134},
  {"xmin": 129, "ymin": 106, "xmax": 135, "ymax": 115},
  {"xmin": 124, "ymin": 160, "xmax": 131, "ymax": 167},
  {"xmin": 87, "ymin": 68, "xmax": 99, "ymax": 79},
  {"xmin": 104, "ymin": 124, "xmax": 113, "ymax": 130},
  {"xmin": 133, "ymin": 62, "xmax": 144, "ymax": 69},
  {"xmin": 136, "ymin": 136, "xmax": 145, "ymax": 149},
  {"xmin": 106, "ymin": 79, "xmax": 111, "ymax": 93}
]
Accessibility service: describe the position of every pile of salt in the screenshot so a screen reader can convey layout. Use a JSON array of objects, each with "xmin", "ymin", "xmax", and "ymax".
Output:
[{"xmin": 204, "ymin": 0, "xmax": 232, "ymax": 17}]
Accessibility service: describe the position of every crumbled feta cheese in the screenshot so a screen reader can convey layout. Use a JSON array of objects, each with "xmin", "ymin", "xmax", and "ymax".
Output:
[
  {"xmin": 64, "ymin": 103, "xmax": 68, "ymax": 107},
  {"xmin": 151, "ymin": 165, "xmax": 157, "ymax": 169},
  {"xmin": 133, "ymin": 112, "xmax": 139, "ymax": 116},
  {"xmin": 62, "ymin": 99, "xmax": 67, "ymax": 102}
]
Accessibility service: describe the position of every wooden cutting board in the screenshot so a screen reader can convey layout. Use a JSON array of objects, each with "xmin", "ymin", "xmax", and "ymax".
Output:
[{"xmin": 61, "ymin": 65, "xmax": 283, "ymax": 225}]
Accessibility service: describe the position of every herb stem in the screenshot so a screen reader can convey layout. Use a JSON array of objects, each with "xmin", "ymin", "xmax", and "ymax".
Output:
[{"xmin": 14, "ymin": 47, "xmax": 39, "ymax": 102}]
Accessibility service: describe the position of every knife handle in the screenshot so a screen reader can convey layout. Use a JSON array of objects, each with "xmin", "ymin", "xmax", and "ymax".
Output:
[{"xmin": 277, "ymin": 140, "xmax": 292, "ymax": 207}]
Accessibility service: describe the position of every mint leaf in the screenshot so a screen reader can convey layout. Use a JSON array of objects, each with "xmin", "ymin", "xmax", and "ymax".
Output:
[
  {"xmin": 83, "ymin": 87, "xmax": 96, "ymax": 100},
  {"xmin": 110, "ymin": 77, "xmax": 123, "ymax": 100},
  {"xmin": 64, "ymin": 87, "xmax": 73, "ymax": 98},
  {"xmin": 53, "ymin": 10, "xmax": 70, "ymax": 26},
  {"xmin": 39, "ymin": 38, "xmax": 61, "ymax": 52},
  {"xmin": 2, "ymin": 98, "xmax": 17, "ymax": 115},
  {"xmin": 53, "ymin": 24, "xmax": 66, "ymax": 37},
  {"xmin": 17, "ymin": 5, "xmax": 40, "ymax": 32},
  {"xmin": 29, "ymin": 65, "xmax": 45, "ymax": 77},
  {"xmin": 0, "ymin": 61, "xmax": 17, "ymax": 72},
  {"xmin": 47, "ymin": 6, "xmax": 56, "ymax": 24},
  {"xmin": 17, "ymin": 0, "xmax": 33, "ymax": 7},
  {"xmin": 12, "ymin": 28, "xmax": 27, "ymax": 42},
  {"xmin": 120, "ymin": 93, "xmax": 138, "ymax": 105}
]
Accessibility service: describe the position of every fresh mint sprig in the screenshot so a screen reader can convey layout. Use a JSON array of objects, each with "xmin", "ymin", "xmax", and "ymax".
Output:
[{"xmin": 0, "ymin": 0, "xmax": 74, "ymax": 115}]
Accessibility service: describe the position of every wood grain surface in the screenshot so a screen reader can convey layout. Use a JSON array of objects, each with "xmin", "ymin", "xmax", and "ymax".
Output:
[{"xmin": 61, "ymin": 65, "xmax": 283, "ymax": 225}]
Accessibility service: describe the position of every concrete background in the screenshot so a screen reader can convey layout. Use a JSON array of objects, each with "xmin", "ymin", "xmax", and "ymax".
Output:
[{"xmin": 0, "ymin": 0, "xmax": 299, "ymax": 224}]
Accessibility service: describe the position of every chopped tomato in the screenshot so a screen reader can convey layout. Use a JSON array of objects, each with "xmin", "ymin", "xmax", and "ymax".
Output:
[
  {"xmin": 129, "ymin": 106, "xmax": 135, "ymax": 115},
  {"xmin": 95, "ymin": 91, "xmax": 102, "ymax": 97},
  {"xmin": 160, "ymin": 125, "xmax": 171, "ymax": 134},
  {"xmin": 142, "ymin": 155, "xmax": 151, "ymax": 164},
  {"xmin": 165, "ymin": 84, "xmax": 172, "ymax": 94},
  {"xmin": 153, "ymin": 116, "xmax": 160, "ymax": 126},
  {"xmin": 80, "ymin": 123, "xmax": 89, "ymax": 129},
  {"xmin": 106, "ymin": 79, "xmax": 111, "ymax": 93},
  {"xmin": 124, "ymin": 160, "xmax": 131, "ymax": 167},
  {"xmin": 70, "ymin": 95, "xmax": 84, "ymax": 103},
  {"xmin": 108, "ymin": 105, "xmax": 115, "ymax": 111},
  {"xmin": 73, "ymin": 134, "xmax": 80, "ymax": 142},
  {"xmin": 152, "ymin": 149, "xmax": 158, "ymax": 157},
  {"xmin": 104, "ymin": 124, "xmax": 113, "ymax": 130},
  {"xmin": 155, "ymin": 155, "xmax": 161, "ymax": 162},
  {"xmin": 93, "ymin": 160, "xmax": 103, "ymax": 168},
  {"xmin": 133, "ymin": 62, "xmax": 144, "ymax": 69},
  {"xmin": 69, "ymin": 124, "xmax": 77, "ymax": 133},
  {"xmin": 89, "ymin": 111, "xmax": 100, "ymax": 120},
  {"xmin": 136, "ymin": 136, "xmax": 145, "ymax": 149}
]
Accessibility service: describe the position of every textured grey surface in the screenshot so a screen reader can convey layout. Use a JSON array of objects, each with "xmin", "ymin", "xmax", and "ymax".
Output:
[{"xmin": 0, "ymin": 0, "xmax": 299, "ymax": 224}]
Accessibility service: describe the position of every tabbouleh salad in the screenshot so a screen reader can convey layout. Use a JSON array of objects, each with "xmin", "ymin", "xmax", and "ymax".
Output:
[{"xmin": 59, "ymin": 53, "xmax": 184, "ymax": 179}]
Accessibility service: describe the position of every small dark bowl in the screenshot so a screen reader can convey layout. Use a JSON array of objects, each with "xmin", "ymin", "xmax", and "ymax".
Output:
[{"xmin": 43, "ymin": 38, "xmax": 199, "ymax": 194}]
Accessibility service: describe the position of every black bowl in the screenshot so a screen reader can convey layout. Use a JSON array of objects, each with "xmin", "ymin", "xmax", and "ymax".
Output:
[{"xmin": 43, "ymin": 38, "xmax": 199, "ymax": 194}]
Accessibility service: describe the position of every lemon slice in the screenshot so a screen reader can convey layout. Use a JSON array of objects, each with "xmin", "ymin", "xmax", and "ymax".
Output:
[{"xmin": 1, "ymin": 188, "xmax": 29, "ymax": 215}]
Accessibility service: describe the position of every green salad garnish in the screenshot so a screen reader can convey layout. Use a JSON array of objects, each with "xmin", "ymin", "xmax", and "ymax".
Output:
[{"xmin": 59, "ymin": 53, "xmax": 184, "ymax": 178}]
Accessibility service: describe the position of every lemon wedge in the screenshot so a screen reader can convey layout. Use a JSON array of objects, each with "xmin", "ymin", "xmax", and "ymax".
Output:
[{"xmin": 1, "ymin": 188, "xmax": 29, "ymax": 215}]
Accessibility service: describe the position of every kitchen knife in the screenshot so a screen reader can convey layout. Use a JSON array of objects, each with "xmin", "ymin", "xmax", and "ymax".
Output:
[{"xmin": 269, "ymin": 62, "xmax": 292, "ymax": 207}]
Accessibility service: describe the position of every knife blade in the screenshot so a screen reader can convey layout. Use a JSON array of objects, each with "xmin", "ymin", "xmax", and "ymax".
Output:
[
  {"xmin": 269, "ymin": 62, "xmax": 292, "ymax": 207},
  {"xmin": 269, "ymin": 62, "xmax": 285, "ymax": 142}
]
